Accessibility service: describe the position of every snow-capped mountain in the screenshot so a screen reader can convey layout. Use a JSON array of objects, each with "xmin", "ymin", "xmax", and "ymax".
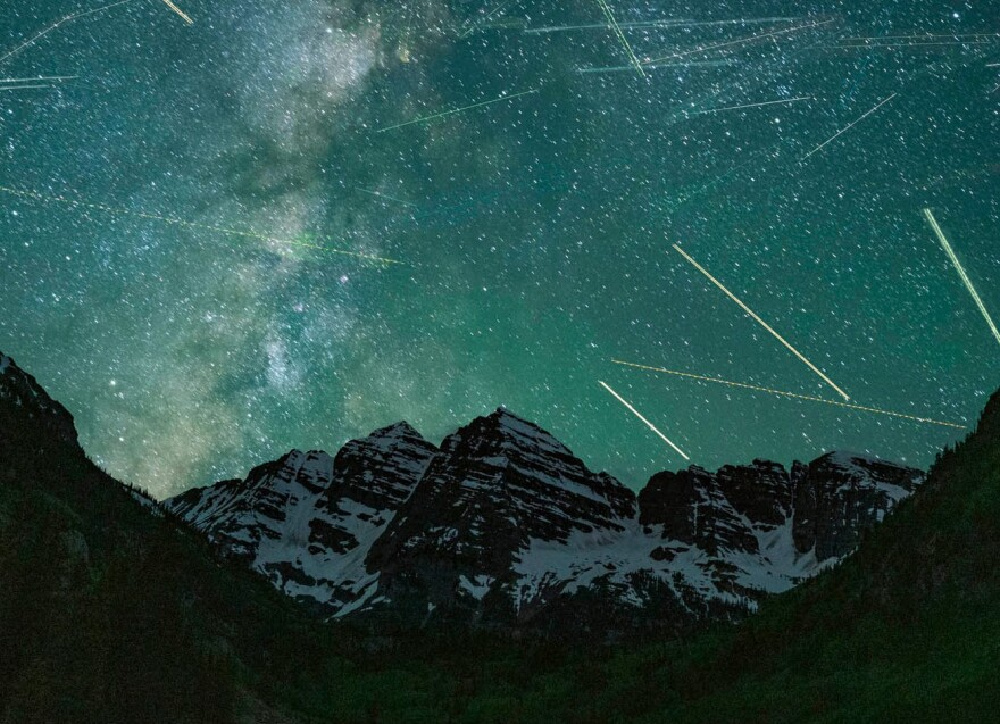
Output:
[{"xmin": 166, "ymin": 408, "xmax": 924, "ymax": 634}]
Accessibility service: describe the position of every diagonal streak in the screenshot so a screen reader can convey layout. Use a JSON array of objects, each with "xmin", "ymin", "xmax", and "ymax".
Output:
[
  {"xmin": 611, "ymin": 359, "xmax": 965, "ymax": 429},
  {"xmin": 672, "ymin": 243, "xmax": 850, "ymax": 401},
  {"xmin": 376, "ymin": 88, "xmax": 539, "ymax": 133},
  {"xmin": 598, "ymin": 380, "xmax": 689, "ymax": 459},
  {"xmin": 923, "ymin": 208, "xmax": 1000, "ymax": 347},
  {"xmin": 594, "ymin": 0, "xmax": 645, "ymax": 77}
]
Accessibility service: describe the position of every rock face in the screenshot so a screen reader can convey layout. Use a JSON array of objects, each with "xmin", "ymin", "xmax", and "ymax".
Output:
[
  {"xmin": 168, "ymin": 422, "xmax": 438, "ymax": 611},
  {"xmin": 0, "ymin": 351, "xmax": 79, "ymax": 448},
  {"xmin": 792, "ymin": 451, "xmax": 924, "ymax": 560},
  {"xmin": 167, "ymin": 408, "xmax": 925, "ymax": 635}
]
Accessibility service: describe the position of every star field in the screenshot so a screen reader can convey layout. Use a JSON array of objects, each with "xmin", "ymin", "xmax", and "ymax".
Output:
[{"xmin": 2, "ymin": 1, "xmax": 997, "ymax": 498}]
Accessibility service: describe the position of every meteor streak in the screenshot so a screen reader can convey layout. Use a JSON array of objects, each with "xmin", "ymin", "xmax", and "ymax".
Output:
[
  {"xmin": 642, "ymin": 19, "xmax": 833, "ymax": 65},
  {"xmin": 594, "ymin": 0, "xmax": 646, "ymax": 77},
  {"xmin": 598, "ymin": 381, "xmax": 689, "ymax": 460},
  {"xmin": 0, "ymin": 75, "xmax": 78, "ymax": 83},
  {"xmin": 610, "ymin": 360, "xmax": 966, "ymax": 430},
  {"xmin": 160, "ymin": 0, "xmax": 194, "ymax": 25},
  {"xmin": 0, "ymin": 183, "xmax": 406, "ymax": 266},
  {"xmin": 800, "ymin": 92, "xmax": 897, "ymax": 161},
  {"xmin": 923, "ymin": 208, "xmax": 1000, "ymax": 348},
  {"xmin": 0, "ymin": 0, "xmax": 136, "ymax": 66},
  {"xmin": 672, "ymin": 243, "xmax": 850, "ymax": 401},
  {"xmin": 690, "ymin": 96, "xmax": 812, "ymax": 114},
  {"xmin": 376, "ymin": 88, "xmax": 539, "ymax": 133},
  {"xmin": 577, "ymin": 58, "xmax": 736, "ymax": 74},
  {"xmin": 356, "ymin": 188, "xmax": 417, "ymax": 207}
]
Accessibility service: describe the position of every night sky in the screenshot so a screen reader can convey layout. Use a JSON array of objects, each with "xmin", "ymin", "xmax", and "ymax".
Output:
[{"xmin": 2, "ymin": 0, "xmax": 998, "ymax": 499}]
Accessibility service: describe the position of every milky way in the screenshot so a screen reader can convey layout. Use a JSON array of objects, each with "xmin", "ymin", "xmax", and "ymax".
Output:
[{"xmin": 2, "ymin": 1, "xmax": 998, "ymax": 497}]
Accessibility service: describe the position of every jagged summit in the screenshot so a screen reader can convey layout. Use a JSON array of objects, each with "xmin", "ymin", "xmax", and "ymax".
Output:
[
  {"xmin": 165, "ymin": 404, "xmax": 926, "ymax": 634},
  {"xmin": 367, "ymin": 420, "xmax": 425, "ymax": 440},
  {"xmin": 0, "ymin": 350, "xmax": 79, "ymax": 447}
]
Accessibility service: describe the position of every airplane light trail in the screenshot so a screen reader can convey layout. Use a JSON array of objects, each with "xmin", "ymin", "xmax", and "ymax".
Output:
[
  {"xmin": 0, "ymin": 0, "xmax": 136, "ymax": 66},
  {"xmin": 690, "ymin": 96, "xmax": 812, "ymax": 114},
  {"xmin": 376, "ymin": 88, "xmax": 539, "ymax": 133},
  {"xmin": 672, "ymin": 243, "xmax": 851, "ymax": 401},
  {"xmin": 923, "ymin": 208, "xmax": 1000, "ymax": 348},
  {"xmin": 800, "ymin": 92, "xmax": 897, "ymax": 161},
  {"xmin": 160, "ymin": 0, "xmax": 194, "ymax": 25},
  {"xmin": 610, "ymin": 360, "xmax": 966, "ymax": 430},
  {"xmin": 598, "ymin": 381, "xmax": 690, "ymax": 460},
  {"xmin": 0, "ymin": 184, "xmax": 406, "ymax": 266},
  {"xmin": 594, "ymin": 0, "xmax": 645, "ymax": 77}
]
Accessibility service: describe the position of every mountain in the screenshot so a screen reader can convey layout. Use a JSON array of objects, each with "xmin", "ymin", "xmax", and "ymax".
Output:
[
  {"xmin": 5, "ymin": 347, "xmax": 999, "ymax": 722},
  {"xmin": 167, "ymin": 407, "xmax": 924, "ymax": 635}
]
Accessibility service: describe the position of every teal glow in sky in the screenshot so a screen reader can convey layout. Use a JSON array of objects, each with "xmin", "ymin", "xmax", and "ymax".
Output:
[{"xmin": 2, "ymin": 1, "xmax": 998, "ymax": 498}]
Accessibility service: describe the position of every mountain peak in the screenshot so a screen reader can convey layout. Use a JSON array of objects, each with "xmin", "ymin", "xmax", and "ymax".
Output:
[
  {"xmin": 369, "ymin": 420, "xmax": 424, "ymax": 441},
  {"xmin": 0, "ymin": 350, "xmax": 79, "ymax": 448}
]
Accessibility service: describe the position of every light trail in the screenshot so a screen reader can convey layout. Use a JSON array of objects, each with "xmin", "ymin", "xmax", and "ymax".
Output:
[
  {"xmin": 690, "ymin": 96, "xmax": 812, "ymax": 114},
  {"xmin": 594, "ymin": 0, "xmax": 645, "ymax": 77},
  {"xmin": 0, "ymin": 0, "xmax": 136, "ymax": 66},
  {"xmin": 526, "ymin": 16, "xmax": 820, "ymax": 34},
  {"xmin": 642, "ymin": 19, "xmax": 834, "ymax": 65},
  {"xmin": 0, "ymin": 75, "xmax": 78, "ymax": 83},
  {"xmin": 160, "ymin": 0, "xmax": 194, "ymax": 25},
  {"xmin": 672, "ymin": 243, "xmax": 851, "ymax": 401},
  {"xmin": 356, "ymin": 188, "xmax": 417, "ymax": 207},
  {"xmin": 829, "ymin": 40, "xmax": 997, "ymax": 49},
  {"xmin": 376, "ymin": 87, "xmax": 539, "ymax": 133},
  {"xmin": 526, "ymin": 20, "xmax": 691, "ymax": 34},
  {"xmin": 0, "ymin": 84, "xmax": 52, "ymax": 91},
  {"xmin": 923, "ymin": 208, "xmax": 1000, "ymax": 348},
  {"xmin": 610, "ymin": 360, "xmax": 966, "ymax": 430},
  {"xmin": 0, "ymin": 183, "xmax": 406, "ymax": 266},
  {"xmin": 598, "ymin": 380, "xmax": 690, "ymax": 460},
  {"xmin": 459, "ymin": 0, "xmax": 520, "ymax": 38},
  {"xmin": 576, "ymin": 58, "xmax": 736, "ymax": 73},
  {"xmin": 800, "ymin": 92, "xmax": 897, "ymax": 161}
]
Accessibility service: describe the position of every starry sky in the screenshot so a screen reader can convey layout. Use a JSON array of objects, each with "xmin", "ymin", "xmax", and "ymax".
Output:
[{"xmin": 2, "ymin": 0, "xmax": 998, "ymax": 499}]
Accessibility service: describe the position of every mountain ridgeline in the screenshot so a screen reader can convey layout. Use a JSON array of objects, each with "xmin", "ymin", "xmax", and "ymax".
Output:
[
  {"xmin": 166, "ymin": 405, "xmax": 923, "ymax": 635},
  {"xmin": 4, "ymin": 348, "xmax": 1000, "ymax": 722}
]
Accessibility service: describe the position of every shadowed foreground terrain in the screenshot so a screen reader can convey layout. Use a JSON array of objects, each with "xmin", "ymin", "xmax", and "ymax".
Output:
[{"xmin": 2, "ymin": 353, "xmax": 998, "ymax": 722}]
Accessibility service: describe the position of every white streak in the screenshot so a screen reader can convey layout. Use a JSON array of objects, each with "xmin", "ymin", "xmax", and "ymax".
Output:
[
  {"xmin": 923, "ymin": 208, "xmax": 1000, "ymax": 348},
  {"xmin": 672, "ymin": 243, "xmax": 850, "ymax": 401},
  {"xmin": 598, "ymin": 381, "xmax": 689, "ymax": 460}
]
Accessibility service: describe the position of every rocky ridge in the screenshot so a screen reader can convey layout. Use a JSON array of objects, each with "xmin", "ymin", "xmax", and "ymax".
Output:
[{"xmin": 167, "ymin": 408, "xmax": 925, "ymax": 633}]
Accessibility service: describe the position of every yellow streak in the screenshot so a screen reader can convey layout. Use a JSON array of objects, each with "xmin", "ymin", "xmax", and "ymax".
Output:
[
  {"xmin": 376, "ymin": 88, "xmax": 539, "ymax": 133},
  {"xmin": 923, "ymin": 208, "xmax": 1000, "ymax": 348},
  {"xmin": 160, "ymin": 0, "xmax": 194, "ymax": 25},
  {"xmin": 0, "ymin": 184, "xmax": 406, "ymax": 266},
  {"xmin": 1, "ymin": 0, "xmax": 136, "ymax": 66},
  {"xmin": 800, "ymin": 92, "xmax": 897, "ymax": 160},
  {"xmin": 643, "ymin": 19, "xmax": 834, "ymax": 65},
  {"xmin": 598, "ymin": 381, "xmax": 690, "ymax": 460},
  {"xmin": 594, "ymin": 0, "xmax": 645, "ymax": 78},
  {"xmin": 672, "ymin": 243, "xmax": 851, "ymax": 401},
  {"xmin": 611, "ymin": 359, "xmax": 966, "ymax": 430}
]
